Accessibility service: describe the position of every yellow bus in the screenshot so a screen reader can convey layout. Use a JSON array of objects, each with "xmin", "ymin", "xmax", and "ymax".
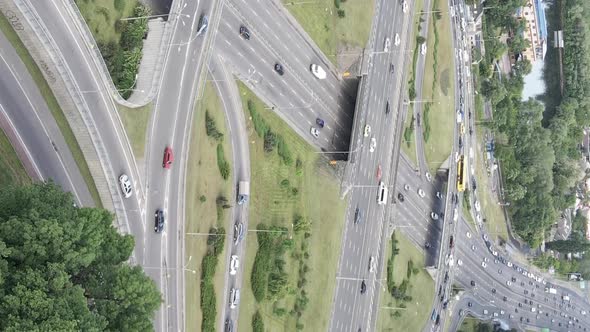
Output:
[{"xmin": 457, "ymin": 155, "xmax": 465, "ymax": 192}]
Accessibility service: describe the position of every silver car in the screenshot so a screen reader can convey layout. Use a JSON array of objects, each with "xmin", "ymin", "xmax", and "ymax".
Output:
[{"xmin": 119, "ymin": 174, "xmax": 132, "ymax": 198}]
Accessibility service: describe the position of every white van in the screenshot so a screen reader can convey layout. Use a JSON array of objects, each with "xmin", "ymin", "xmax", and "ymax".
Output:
[{"xmin": 377, "ymin": 181, "xmax": 388, "ymax": 205}]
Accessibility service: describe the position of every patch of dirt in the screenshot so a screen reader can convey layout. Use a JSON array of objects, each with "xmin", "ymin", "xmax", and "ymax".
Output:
[
  {"xmin": 439, "ymin": 68, "xmax": 450, "ymax": 96},
  {"xmin": 336, "ymin": 42, "xmax": 363, "ymax": 73}
]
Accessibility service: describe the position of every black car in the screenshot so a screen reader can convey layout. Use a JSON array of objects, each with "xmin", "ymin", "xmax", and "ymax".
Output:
[
  {"xmin": 503, "ymin": 296, "xmax": 507, "ymax": 301},
  {"xmin": 389, "ymin": 63, "xmax": 394, "ymax": 74},
  {"xmin": 449, "ymin": 236, "xmax": 454, "ymax": 248},
  {"xmin": 354, "ymin": 207, "xmax": 362, "ymax": 224},
  {"xmin": 471, "ymin": 280, "xmax": 476, "ymax": 287},
  {"xmin": 492, "ymin": 288, "xmax": 496, "ymax": 294},
  {"xmin": 385, "ymin": 101, "xmax": 390, "ymax": 114},
  {"xmin": 154, "ymin": 209, "xmax": 164, "ymax": 233},
  {"xmin": 458, "ymin": 137, "xmax": 463, "ymax": 149},
  {"xmin": 438, "ymin": 285, "xmax": 442, "ymax": 295},
  {"xmin": 397, "ymin": 192, "xmax": 404, "ymax": 202},
  {"xmin": 239, "ymin": 25, "xmax": 250, "ymax": 40},
  {"xmin": 225, "ymin": 318, "xmax": 233, "ymax": 332},
  {"xmin": 360, "ymin": 280, "xmax": 367, "ymax": 294},
  {"xmin": 467, "ymin": 302, "xmax": 473, "ymax": 307},
  {"xmin": 274, "ymin": 63, "xmax": 284, "ymax": 75},
  {"xmin": 444, "ymin": 272, "xmax": 449, "ymax": 283},
  {"xmin": 435, "ymin": 314, "xmax": 440, "ymax": 325}
]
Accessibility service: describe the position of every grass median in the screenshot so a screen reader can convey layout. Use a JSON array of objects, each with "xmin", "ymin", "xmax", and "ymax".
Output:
[
  {"xmin": 74, "ymin": 0, "xmax": 138, "ymax": 45},
  {"xmin": 0, "ymin": 12, "xmax": 102, "ymax": 206},
  {"xmin": 184, "ymin": 79, "xmax": 232, "ymax": 332},
  {"xmin": 282, "ymin": 0, "xmax": 374, "ymax": 66},
  {"xmin": 118, "ymin": 104, "xmax": 151, "ymax": 159},
  {"xmin": 237, "ymin": 82, "xmax": 346, "ymax": 331},
  {"xmin": 377, "ymin": 231, "xmax": 435, "ymax": 331},
  {"xmin": 0, "ymin": 128, "xmax": 31, "ymax": 187},
  {"xmin": 421, "ymin": 0, "xmax": 455, "ymax": 174}
]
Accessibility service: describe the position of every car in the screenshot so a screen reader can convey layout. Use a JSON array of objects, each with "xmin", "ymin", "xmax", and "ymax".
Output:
[
  {"xmin": 369, "ymin": 256, "xmax": 376, "ymax": 272},
  {"xmin": 483, "ymin": 309, "xmax": 488, "ymax": 315},
  {"xmin": 418, "ymin": 189, "xmax": 426, "ymax": 198},
  {"xmin": 233, "ymin": 222, "xmax": 244, "ymax": 245},
  {"xmin": 397, "ymin": 192, "xmax": 405, "ymax": 202},
  {"xmin": 474, "ymin": 200, "xmax": 481, "ymax": 212},
  {"xmin": 376, "ymin": 165, "xmax": 382, "ymax": 181},
  {"xmin": 402, "ymin": 0, "xmax": 408, "ymax": 13},
  {"xmin": 471, "ymin": 280, "xmax": 476, "ymax": 286},
  {"xmin": 466, "ymin": 231, "xmax": 471, "ymax": 238},
  {"xmin": 493, "ymin": 312, "xmax": 498, "ymax": 317},
  {"xmin": 425, "ymin": 172, "xmax": 432, "ymax": 182},
  {"xmin": 310, "ymin": 127, "xmax": 320, "ymax": 138},
  {"xmin": 385, "ymin": 101, "xmax": 390, "ymax": 114},
  {"xmin": 436, "ymin": 191, "xmax": 442, "ymax": 199},
  {"xmin": 431, "ymin": 309, "xmax": 437, "ymax": 321},
  {"xmin": 394, "ymin": 33, "xmax": 400, "ymax": 46},
  {"xmin": 524, "ymin": 290, "xmax": 529, "ymax": 295},
  {"xmin": 239, "ymin": 25, "xmax": 250, "ymax": 40},
  {"xmin": 454, "ymin": 208, "xmax": 459, "ymax": 222},
  {"xmin": 444, "ymin": 272, "xmax": 449, "ymax": 283},
  {"xmin": 449, "ymin": 236, "xmax": 454, "ymax": 248},
  {"xmin": 459, "ymin": 309, "xmax": 464, "ymax": 316},
  {"xmin": 435, "ymin": 313, "xmax": 441, "ymax": 325},
  {"xmin": 457, "ymin": 259, "xmax": 463, "ymax": 266},
  {"xmin": 503, "ymin": 296, "xmax": 508, "ymax": 301},
  {"xmin": 154, "ymin": 209, "xmax": 164, "ymax": 233},
  {"xmin": 512, "ymin": 276, "xmax": 517, "ymax": 282},
  {"xmin": 491, "ymin": 250, "xmax": 498, "ymax": 256},
  {"xmin": 498, "ymin": 269, "xmax": 503, "ymax": 274},
  {"xmin": 197, "ymin": 14, "xmax": 208, "ymax": 35},
  {"xmin": 354, "ymin": 207, "xmax": 362, "ymax": 224},
  {"xmin": 310, "ymin": 64, "xmax": 327, "ymax": 79},
  {"xmin": 420, "ymin": 43, "xmax": 427, "ymax": 55},
  {"xmin": 119, "ymin": 174, "xmax": 133, "ymax": 198},
  {"xmin": 471, "ymin": 244, "xmax": 476, "ymax": 251},
  {"xmin": 484, "ymin": 257, "xmax": 489, "ymax": 262},
  {"xmin": 384, "ymin": 37, "xmax": 391, "ymax": 52},
  {"xmin": 492, "ymin": 288, "xmax": 496, "ymax": 294},
  {"xmin": 481, "ymin": 262, "xmax": 487, "ymax": 268},
  {"xmin": 230, "ymin": 255, "xmax": 240, "ymax": 275},
  {"xmin": 507, "ymin": 280, "xmax": 512, "ymax": 286},
  {"xmin": 274, "ymin": 63, "xmax": 284, "ymax": 75},
  {"xmin": 507, "ymin": 261, "xmax": 513, "ymax": 267},
  {"xmin": 163, "ymin": 146, "xmax": 174, "ymax": 169},
  {"xmin": 430, "ymin": 212, "xmax": 439, "ymax": 220},
  {"xmin": 468, "ymin": 302, "xmax": 473, "ymax": 307},
  {"xmin": 518, "ymin": 302, "xmax": 523, "ymax": 307},
  {"xmin": 404, "ymin": 184, "xmax": 410, "ymax": 191},
  {"xmin": 500, "ymin": 310, "xmax": 504, "ymax": 315},
  {"xmin": 483, "ymin": 233, "xmax": 489, "ymax": 241},
  {"xmin": 360, "ymin": 280, "xmax": 367, "ymax": 294},
  {"xmin": 370, "ymin": 137, "xmax": 377, "ymax": 152},
  {"xmin": 364, "ymin": 124, "xmax": 371, "ymax": 137},
  {"xmin": 316, "ymin": 118, "xmax": 325, "ymax": 128},
  {"xmin": 225, "ymin": 318, "xmax": 233, "ymax": 332},
  {"xmin": 229, "ymin": 288, "xmax": 240, "ymax": 309},
  {"xmin": 425, "ymin": 242, "xmax": 431, "ymax": 249},
  {"xmin": 389, "ymin": 63, "xmax": 395, "ymax": 74}
]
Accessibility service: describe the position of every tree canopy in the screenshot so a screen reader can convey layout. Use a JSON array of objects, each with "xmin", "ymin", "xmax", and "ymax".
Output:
[{"xmin": 0, "ymin": 182, "xmax": 161, "ymax": 331}]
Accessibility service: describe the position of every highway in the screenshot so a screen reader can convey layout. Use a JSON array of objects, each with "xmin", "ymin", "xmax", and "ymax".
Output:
[
  {"xmin": 329, "ymin": 0, "xmax": 415, "ymax": 330},
  {"xmin": 0, "ymin": 28, "xmax": 93, "ymax": 206}
]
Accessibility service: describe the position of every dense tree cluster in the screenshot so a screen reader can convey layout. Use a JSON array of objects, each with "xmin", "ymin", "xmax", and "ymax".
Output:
[
  {"xmin": 480, "ymin": 0, "xmax": 590, "ymax": 246},
  {"xmin": 0, "ymin": 183, "xmax": 161, "ymax": 331}
]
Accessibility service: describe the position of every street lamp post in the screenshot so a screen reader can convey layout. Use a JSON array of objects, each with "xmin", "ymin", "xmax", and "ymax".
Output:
[{"xmin": 119, "ymin": 4, "xmax": 190, "ymax": 21}]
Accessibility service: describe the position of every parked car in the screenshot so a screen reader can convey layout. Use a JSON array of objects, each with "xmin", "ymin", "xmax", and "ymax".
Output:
[
  {"xmin": 197, "ymin": 14, "xmax": 208, "ymax": 35},
  {"xmin": 274, "ymin": 63, "xmax": 284, "ymax": 75},
  {"xmin": 119, "ymin": 174, "xmax": 133, "ymax": 198},
  {"xmin": 163, "ymin": 146, "xmax": 174, "ymax": 169}
]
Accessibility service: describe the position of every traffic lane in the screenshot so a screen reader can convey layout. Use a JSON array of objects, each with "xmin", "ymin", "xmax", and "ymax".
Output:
[
  {"xmin": 215, "ymin": 8, "xmax": 355, "ymax": 139},
  {"xmin": 227, "ymin": 0, "xmax": 358, "ymax": 110},
  {"xmin": 0, "ymin": 39, "xmax": 93, "ymax": 205}
]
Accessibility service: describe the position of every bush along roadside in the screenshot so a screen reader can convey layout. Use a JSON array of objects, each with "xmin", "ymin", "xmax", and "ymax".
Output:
[
  {"xmin": 204, "ymin": 110, "xmax": 230, "ymax": 180},
  {"xmin": 98, "ymin": 5, "xmax": 150, "ymax": 99},
  {"xmin": 248, "ymin": 99, "xmax": 293, "ymax": 165},
  {"xmin": 200, "ymin": 227, "xmax": 226, "ymax": 332}
]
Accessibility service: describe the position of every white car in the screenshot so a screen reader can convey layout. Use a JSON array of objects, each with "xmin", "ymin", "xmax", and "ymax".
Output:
[
  {"xmin": 119, "ymin": 174, "xmax": 133, "ymax": 198},
  {"xmin": 369, "ymin": 256, "xmax": 376, "ymax": 272},
  {"xmin": 310, "ymin": 64, "xmax": 326, "ymax": 79},
  {"xmin": 457, "ymin": 259, "xmax": 463, "ymax": 266},
  {"xmin": 481, "ymin": 262, "xmax": 487, "ymax": 268},
  {"xmin": 491, "ymin": 250, "xmax": 498, "ymax": 256},
  {"xmin": 425, "ymin": 172, "xmax": 432, "ymax": 182},
  {"xmin": 384, "ymin": 37, "xmax": 391, "ymax": 52},
  {"xmin": 466, "ymin": 231, "xmax": 471, "ymax": 238},
  {"xmin": 370, "ymin": 137, "xmax": 377, "ymax": 152},
  {"xmin": 229, "ymin": 288, "xmax": 240, "ymax": 309},
  {"xmin": 507, "ymin": 261, "xmax": 513, "ymax": 267},
  {"xmin": 404, "ymin": 184, "xmax": 410, "ymax": 191},
  {"xmin": 506, "ymin": 280, "xmax": 512, "ymax": 286},
  {"xmin": 453, "ymin": 208, "xmax": 458, "ymax": 222},
  {"xmin": 394, "ymin": 33, "xmax": 400, "ymax": 46},
  {"xmin": 364, "ymin": 124, "xmax": 371, "ymax": 137},
  {"xmin": 474, "ymin": 200, "xmax": 481, "ymax": 212},
  {"xmin": 430, "ymin": 212, "xmax": 439, "ymax": 220},
  {"xmin": 471, "ymin": 245, "xmax": 476, "ymax": 251},
  {"xmin": 402, "ymin": 0, "xmax": 408, "ymax": 13},
  {"xmin": 476, "ymin": 214, "xmax": 482, "ymax": 223},
  {"xmin": 484, "ymin": 257, "xmax": 489, "ymax": 262},
  {"xmin": 435, "ymin": 191, "xmax": 442, "ymax": 199},
  {"xmin": 230, "ymin": 255, "xmax": 240, "ymax": 275},
  {"xmin": 418, "ymin": 189, "xmax": 426, "ymax": 198},
  {"xmin": 420, "ymin": 43, "xmax": 427, "ymax": 55},
  {"xmin": 310, "ymin": 127, "xmax": 320, "ymax": 138}
]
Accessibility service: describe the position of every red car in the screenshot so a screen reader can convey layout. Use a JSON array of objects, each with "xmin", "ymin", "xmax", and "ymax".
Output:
[
  {"xmin": 376, "ymin": 165, "xmax": 382, "ymax": 181},
  {"xmin": 162, "ymin": 146, "xmax": 174, "ymax": 169}
]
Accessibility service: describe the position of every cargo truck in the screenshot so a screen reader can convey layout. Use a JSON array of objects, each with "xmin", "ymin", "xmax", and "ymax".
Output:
[
  {"xmin": 545, "ymin": 287, "xmax": 557, "ymax": 294},
  {"xmin": 237, "ymin": 181, "xmax": 250, "ymax": 205}
]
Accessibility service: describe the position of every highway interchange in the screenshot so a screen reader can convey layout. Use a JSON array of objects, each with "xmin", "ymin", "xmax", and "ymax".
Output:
[{"xmin": 2, "ymin": 0, "xmax": 590, "ymax": 331}]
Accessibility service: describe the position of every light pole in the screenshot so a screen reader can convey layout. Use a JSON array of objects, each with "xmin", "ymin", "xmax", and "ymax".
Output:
[
  {"xmin": 119, "ymin": 4, "xmax": 190, "ymax": 21},
  {"xmin": 403, "ymin": 99, "xmax": 440, "ymax": 105}
]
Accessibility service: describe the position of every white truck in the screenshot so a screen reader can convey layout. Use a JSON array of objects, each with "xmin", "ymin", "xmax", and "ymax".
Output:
[
  {"xmin": 237, "ymin": 181, "xmax": 250, "ymax": 205},
  {"xmin": 563, "ymin": 294, "xmax": 571, "ymax": 301},
  {"xmin": 545, "ymin": 287, "xmax": 557, "ymax": 294}
]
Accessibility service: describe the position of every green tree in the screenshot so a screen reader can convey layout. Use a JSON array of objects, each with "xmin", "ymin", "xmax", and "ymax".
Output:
[{"xmin": 0, "ymin": 182, "xmax": 161, "ymax": 331}]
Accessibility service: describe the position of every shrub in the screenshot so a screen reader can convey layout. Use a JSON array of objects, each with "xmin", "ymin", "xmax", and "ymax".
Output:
[
  {"xmin": 334, "ymin": 0, "xmax": 341, "ymax": 8},
  {"xmin": 276, "ymin": 135, "xmax": 293, "ymax": 165},
  {"xmin": 280, "ymin": 179, "xmax": 290, "ymax": 189},
  {"xmin": 199, "ymin": 195, "xmax": 206, "ymax": 203},
  {"xmin": 337, "ymin": 9, "xmax": 346, "ymax": 18},
  {"xmin": 216, "ymin": 144, "xmax": 230, "ymax": 180},
  {"xmin": 248, "ymin": 100, "xmax": 269, "ymax": 137},
  {"xmin": 295, "ymin": 158, "xmax": 304, "ymax": 176},
  {"xmin": 205, "ymin": 110, "xmax": 224, "ymax": 141},
  {"xmin": 416, "ymin": 36, "xmax": 426, "ymax": 44},
  {"xmin": 264, "ymin": 130, "xmax": 277, "ymax": 152},
  {"xmin": 252, "ymin": 311, "xmax": 265, "ymax": 332},
  {"xmin": 200, "ymin": 227, "xmax": 225, "ymax": 332}
]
